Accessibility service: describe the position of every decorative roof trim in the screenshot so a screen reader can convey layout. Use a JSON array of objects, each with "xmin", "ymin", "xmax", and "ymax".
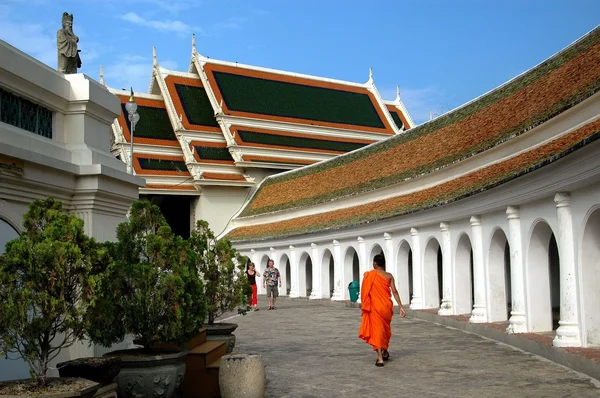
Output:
[
  {"xmin": 133, "ymin": 153, "xmax": 191, "ymax": 176},
  {"xmin": 202, "ymin": 62, "xmax": 395, "ymax": 134},
  {"xmin": 163, "ymin": 75, "xmax": 222, "ymax": 133}
]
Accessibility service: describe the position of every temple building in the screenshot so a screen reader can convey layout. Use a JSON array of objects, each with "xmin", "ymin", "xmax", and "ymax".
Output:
[
  {"xmin": 103, "ymin": 35, "xmax": 413, "ymax": 237},
  {"xmin": 223, "ymin": 26, "xmax": 600, "ymax": 349}
]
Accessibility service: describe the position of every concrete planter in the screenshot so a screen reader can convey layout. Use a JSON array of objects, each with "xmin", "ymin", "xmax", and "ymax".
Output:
[
  {"xmin": 0, "ymin": 378, "xmax": 100, "ymax": 398},
  {"xmin": 103, "ymin": 349, "xmax": 187, "ymax": 398},
  {"xmin": 205, "ymin": 323, "xmax": 238, "ymax": 353},
  {"xmin": 218, "ymin": 354, "xmax": 266, "ymax": 398}
]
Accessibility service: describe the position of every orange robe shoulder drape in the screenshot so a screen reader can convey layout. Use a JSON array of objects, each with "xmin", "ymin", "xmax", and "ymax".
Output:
[{"xmin": 358, "ymin": 270, "xmax": 393, "ymax": 351}]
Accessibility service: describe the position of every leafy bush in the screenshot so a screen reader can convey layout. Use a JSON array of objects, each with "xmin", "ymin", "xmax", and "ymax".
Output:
[
  {"xmin": 86, "ymin": 200, "xmax": 206, "ymax": 349},
  {"xmin": 0, "ymin": 198, "xmax": 111, "ymax": 385},
  {"xmin": 189, "ymin": 220, "xmax": 250, "ymax": 325}
]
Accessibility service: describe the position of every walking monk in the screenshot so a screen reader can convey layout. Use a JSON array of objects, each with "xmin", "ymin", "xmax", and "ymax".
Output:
[{"xmin": 359, "ymin": 254, "xmax": 406, "ymax": 367}]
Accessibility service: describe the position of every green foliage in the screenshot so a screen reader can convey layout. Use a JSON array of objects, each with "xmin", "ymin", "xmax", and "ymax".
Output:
[
  {"xmin": 0, "ymin": 198, "xmax": 111, "ymax": 385},
  {"xmin": 88, "ymin": 200, "xmax": 206, "ymax": 349},
  {"xmin": 189, "ymin": 220, "xmax": 251, "ymax": 324}
]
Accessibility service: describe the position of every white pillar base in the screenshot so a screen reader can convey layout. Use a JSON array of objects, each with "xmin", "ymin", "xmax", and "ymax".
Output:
[
  {"xmin": 553, "ymin": 322, "xmax": 582, "ymax": 347},
  {"xmin": 309, "ymin": 291, "xmax": 321, "ymax": 300},
  {"xmin": 469, "ymin": 306, "xmax": 488, "ymax": 323},
  {"xmin": 289, "ymin": 286, "xmax": 300, "ymax": 298},
  {"xmin": 331, "ymin": 288, "xmax": 345, "ymax": 301},
  {"xmin": 438, "ymin": 299, "xmax": 453, "ymax": 316},
  {"xmin": 409, "ymin": 296, "xmax": 424, "ymax": 310},
  {"xmin": 506, "ymin": 312, "xmax": 528, "ymax": 334}
]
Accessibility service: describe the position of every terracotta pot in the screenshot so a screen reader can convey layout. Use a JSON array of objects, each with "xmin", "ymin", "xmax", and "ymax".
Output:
[{"xmin": 103, "ymin": 349, "xmax": 187, "ymax": 398}]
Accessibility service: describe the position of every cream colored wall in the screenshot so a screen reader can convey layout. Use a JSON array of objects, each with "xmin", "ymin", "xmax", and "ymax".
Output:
[{"xmin": 194, "ymin": 186, "xmax": 251, "ymax": 236}]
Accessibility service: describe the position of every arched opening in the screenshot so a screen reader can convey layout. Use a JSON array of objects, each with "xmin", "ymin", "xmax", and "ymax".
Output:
[
  {"xmin": 527, "ymin": 221, "xmax": 560, "ymax": 332},
  {"xmin": 423, "ymin": 238, "xmax": 442, "ymax": 309},
  {"xmin": 298, "ymin": 252, "xmax": 312, "ymax": 298},
  {"xmin": 0, "ymin": 217, "xmax": 28, "ymax": 382},
  {"xmin": 396, "ymin": 240, "xmax": 412, "ymax": 306},
  {"xmin": 455, "ymin": 234, "xmax": 473, "ymax": 315},
  {"xmin": 582, "ymin": 208, "xmax": 600, "ymax": 345},
  {"xmin": 344, "ymin": 247, "xmax": 360, "ymax": 300},
  {"xmin": 321, "ymin": 249, "xmax": 334, "ymax": 299},
  {"xmin": 488, "ymin": 229, "xmax": 511, "ymax": 322},
  {"xmin": 258, "ymin": 254, "xmax": 270, "ymax": 295},
  {"xmin": 279, "ymin": 254, "xmax": 290, "ymax": 297},
  {"xmin": 369, "ymin": 244, "xmax": 385, "ymax": 268},
  {"xmin": 285, "ymin": 260, "xmax": 291, "ymax": 296}
]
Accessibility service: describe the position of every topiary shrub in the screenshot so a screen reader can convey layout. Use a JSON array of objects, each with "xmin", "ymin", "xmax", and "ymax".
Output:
[{"xmin": 0, "ymin": 198, "xmax": 111, "ymax": 386}]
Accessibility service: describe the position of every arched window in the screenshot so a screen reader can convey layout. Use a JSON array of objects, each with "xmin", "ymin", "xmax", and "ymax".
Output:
[{"xmin": 0, "ymin": 218, "xmax": 19, "ymax": 255}]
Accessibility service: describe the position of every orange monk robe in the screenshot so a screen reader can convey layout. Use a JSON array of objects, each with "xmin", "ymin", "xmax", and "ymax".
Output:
[{"xmin": 358, "ymin": 270, "xmax": 394, "ymax": 351}]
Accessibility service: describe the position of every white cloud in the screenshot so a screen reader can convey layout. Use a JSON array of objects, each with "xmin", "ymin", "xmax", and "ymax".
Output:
[
  {"xmin": 0, "ymin": 5, "xmax": 57, "ymax": 68},
  {"xmin": 120, "ymin": 12, "xmax": 202, "ymax": 37},
  {"xmin": 380, "ymin": 85, "xmax": 448, "ymax": 125},
  {"xmin": 103, "ymin": 54, "xmax": 178, "ymax": 94}
]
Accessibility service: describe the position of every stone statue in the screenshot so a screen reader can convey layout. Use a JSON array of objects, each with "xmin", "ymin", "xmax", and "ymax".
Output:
[{"xmin": 57, "ymin": 12, "xmax": 82, "ymax": 74}]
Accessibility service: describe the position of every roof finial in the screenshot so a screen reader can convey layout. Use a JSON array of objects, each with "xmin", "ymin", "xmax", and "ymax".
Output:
[
  {"xmin": 395, "ymin": 85, "xmax": 401, "ymax": 102},
  {"xmin": 367, "ymin": 67, "xmax": 374, "ymax": 85},
  {"xmin": 99, "ymin": 65, "xmax": 105, "ymax": 86},
  {"xmin": 191, "ymin": 33, "xmax": 196, "ymax": 54},
  {"xmin": 152, "ymin": 46, "xmax": 158, "ymax": 67}
]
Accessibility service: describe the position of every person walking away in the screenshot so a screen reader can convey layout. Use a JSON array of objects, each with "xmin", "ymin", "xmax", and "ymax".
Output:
[
  {"xmin": 246, "ymin": 262, "xmax": 260, "ymax": 311},
  {"xmin": 262, "ymin": 259, "xmax": 281, "ymax": 310},
  {"xmin": 358, "ymin": 254, "xmax": 406, "ymax": 367}
]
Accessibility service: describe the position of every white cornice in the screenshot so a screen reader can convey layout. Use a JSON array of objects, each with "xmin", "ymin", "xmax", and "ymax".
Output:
[
  {"xmin": 198, "ymin": 56, "xmax": 367, "ymax": 89},
  {"xmin": 219, "ymin": 115, "xmax": 392, "ymax": 141},
  {"xmin": 234, "ymin": 146, "xmax": 333, "ymax": 162},
  {"xmin": 115, "ymin": 143, "xmax": 184, "ymax": 157}
]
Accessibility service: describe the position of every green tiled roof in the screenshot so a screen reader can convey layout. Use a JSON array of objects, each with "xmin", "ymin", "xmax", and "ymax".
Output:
[
  {"xmin": 194, "ymin": 146, "xmax": 234, "ymax": 162},
  {"xmin": 122, "ymin": 104, "xmax": 175, "ymax": 141},
  {"xmin": 138, "ymin": 158, "xmax": 188, "ymax": 172},
  {"xmin": 237, "ymin": 130, "xmax": 368, "ymax": 152},
  {"xmin": 175, "ymin": 84, "xmax": 220, "ymax": 127},
  {"xmin": 212, "ymin": 71, "xmax": 385, "ymax": 128},
  {"xmin": 389, "ymin": 110, "xmax": 404, "ymax": 130}
]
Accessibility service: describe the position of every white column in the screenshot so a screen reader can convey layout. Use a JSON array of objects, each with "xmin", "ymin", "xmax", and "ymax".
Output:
[
  {"xmin": 470, "ymin": 216, "xmax": 488, "ymax": 323},
  {"xmin": 384, "ymin": 233, "xmax": 399, "ymax": 305},
  {"xmin": 250, "ymin": 249, "xmax": 262, "ymax": 295},
  {"xmin": 410, "ymin": 228, "xmax": 424, "ymax": 309},
  {"xmin": 331, "ymin": 240, "xmax": 345, "ymax": 301},
  {"xmin": 506, "ymin": 206, "xmax": 527, "ymax": 334},
  {"xmin": 310, "ymin": 243, "xmax": 320, "ymax": 299},
  {"xmin": 553, "ymin": 192, "xmax": 583, "ymax": 347},
  {"xmin": 288, "ymin": 245, "xmax": 300, "ymax": 298},
  {"xmin": 357, "ymin": 237, "xmax": 366, "ymax": 303},
  {"xmin": 439, "ymin": 222, "xmax": 453, "ymax": 315}
]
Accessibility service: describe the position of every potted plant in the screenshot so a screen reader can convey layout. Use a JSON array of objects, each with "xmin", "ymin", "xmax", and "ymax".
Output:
[
  {"xmin": 189, "ymin": 220, "xmax": 251, "ymax": 353},
  {"xmin": 96, "ymin": 200, "xmax": 206, "ymax": 398},
  {"xmin": 0, "ymin": 198, "xmax": 108, "ymax": 397}
]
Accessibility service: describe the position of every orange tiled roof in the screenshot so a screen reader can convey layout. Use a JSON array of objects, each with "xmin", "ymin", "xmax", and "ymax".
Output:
[
  {"xmin": 227, "ymin": 117, "xmax": 600, "ymax": 241},
  {"xmin": 238, "ymin": 27, "xmax": 600, "ymax": 218}
]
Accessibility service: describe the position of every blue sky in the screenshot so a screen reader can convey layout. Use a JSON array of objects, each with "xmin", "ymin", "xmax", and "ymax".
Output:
[{"xmin": 1, "ymin": 0, "xmax": 599, "ymax": 124}]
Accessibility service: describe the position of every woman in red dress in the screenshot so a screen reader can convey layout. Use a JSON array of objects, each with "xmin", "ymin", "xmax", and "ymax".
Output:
[{"xmin": 246, "ymin": 262, "xmax": 260, "ymax": 311}]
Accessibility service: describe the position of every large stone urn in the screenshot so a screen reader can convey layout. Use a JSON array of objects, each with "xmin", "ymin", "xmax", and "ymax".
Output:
[
  {"xmin": 205, "ymin": 323, "xmax": 238, "ymax": 353},
  {"xmin": 219, "ymin": 354, "xmax": 266, "ymax": 398},
  {"xmin": 103, "ymin": 349, "xmax": 187, "ymax": 398}
]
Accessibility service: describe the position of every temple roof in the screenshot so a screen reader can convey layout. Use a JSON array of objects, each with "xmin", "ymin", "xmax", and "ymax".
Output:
[
  {"xmin": 106, "ymin": 44, "xmax": 414, "ymax": 194},
  {"xmin": 225, "ymin": 26, "xmax": 600, "ymax": 241}
]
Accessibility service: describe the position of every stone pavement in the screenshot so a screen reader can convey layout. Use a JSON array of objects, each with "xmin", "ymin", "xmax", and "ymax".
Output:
[{"xmin": 229, "ymin": 296, "xmax": 600, "ymax": 398}]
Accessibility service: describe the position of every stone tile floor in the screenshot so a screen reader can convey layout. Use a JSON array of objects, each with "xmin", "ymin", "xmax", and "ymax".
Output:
[{"xmin": 230, "ymin": 296, "xmax": 600, "ymax": 398}]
